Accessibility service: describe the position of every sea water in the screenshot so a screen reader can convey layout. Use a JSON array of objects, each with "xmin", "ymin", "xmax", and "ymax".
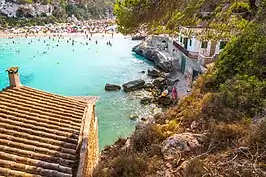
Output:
[{"xmin": 0, "ymin": 35, "xmax": 152, "ymax": 149}]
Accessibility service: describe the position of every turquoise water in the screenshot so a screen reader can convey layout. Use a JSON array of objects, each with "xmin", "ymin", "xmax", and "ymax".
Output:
[{"xmin": 0, "ymin": 35, "xmax": 152, "ymax": 149}]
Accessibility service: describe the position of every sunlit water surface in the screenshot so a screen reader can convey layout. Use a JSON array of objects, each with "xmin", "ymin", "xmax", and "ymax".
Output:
[{"xmin": 0, "ymin": 35, "xmax": 152, "ymax": 149}]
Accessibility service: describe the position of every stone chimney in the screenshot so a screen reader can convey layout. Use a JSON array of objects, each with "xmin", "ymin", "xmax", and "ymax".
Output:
[{"xmin": 6, "ymin": 67, "xmax": 21, "ymax": 88}]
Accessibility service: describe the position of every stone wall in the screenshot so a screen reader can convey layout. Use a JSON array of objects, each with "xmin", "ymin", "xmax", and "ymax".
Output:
[{"xmin": 79, "ymin": 105, "xmax": 99, "ymax": 177}]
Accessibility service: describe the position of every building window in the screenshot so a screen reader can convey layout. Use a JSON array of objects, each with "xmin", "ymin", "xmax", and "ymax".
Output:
[
  {"xmin": 189, "ymin": 39, "xmax": 192, "ymax": 46},
  {"xmin": 201, "ymin": 41, "xmax": 208, "ymax": 48},
  {"xmin": 220, "ymin": 41, "xmax": 227, "ymax": 49},
  {"xmin": 180, "ymin": 36, "xmax": 183, "ymax": 43}
]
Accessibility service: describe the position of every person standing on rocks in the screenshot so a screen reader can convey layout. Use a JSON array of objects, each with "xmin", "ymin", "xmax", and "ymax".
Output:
[{"xmin": 172, "ymin": 86, "xmax": 177, "ymax": 100}]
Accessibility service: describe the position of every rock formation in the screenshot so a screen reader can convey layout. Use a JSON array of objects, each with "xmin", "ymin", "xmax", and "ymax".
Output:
[
  {"xmin": 147, "ymin": 68, "xmax": 161, "ymax": 78},
  {"xmin": 152, "ymin": 77, "xmax": 167, "ymax": 89},
  {"xmin": 122, "ymin": 79, "xmax": 145, "ymax": 92},
  {"xmin": 0, "ymin": 0, "xmax": 53, "ymax": 18},
  {"xmin": 161, "ymin": 133, "xmax": 207, "ymax": 160},
  {"xmin": 105, "ymin": 83, "xmax": 121, "ymax": 91},
  {"xmin": 132, "ymin": 39, "xmax": 173, "ymax": 73}
]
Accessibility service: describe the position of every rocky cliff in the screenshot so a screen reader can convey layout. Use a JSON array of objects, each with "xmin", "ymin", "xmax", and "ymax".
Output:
[
  {"xmin": 0, "ymin": 0, "xmax": 54, "ymax": 18},
  {"xmin": 132, "ymin": 37, "xmax": 173, "ymax": 73},
  {"xmin": 0, "ymin": 0, "xmax": 114, "ymax": 21}
]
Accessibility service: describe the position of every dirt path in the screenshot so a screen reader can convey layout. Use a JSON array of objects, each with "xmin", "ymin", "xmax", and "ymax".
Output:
[{"xmin": 168, "ymin": 58, "xmax": 191, "ymax": 99}]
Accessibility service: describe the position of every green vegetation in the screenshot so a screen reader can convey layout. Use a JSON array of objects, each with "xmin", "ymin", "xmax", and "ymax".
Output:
[
  {"xmin": 94, "ymin": 0, "xmax": 266, "ymax": 176},
  {"xmin": 0, "ymin": 16, "xmax": 59, "ymax": 27},
  {"xmin": 0, "ymin": 0, "xmax": 114, "ymax": 27},
  {"xmin": 114, "ymin": 0, "xmax": 260, "ymax": 38},
  {"xmin": 18, "ymin": 0, "xmax": 33, "ymax": 4}
]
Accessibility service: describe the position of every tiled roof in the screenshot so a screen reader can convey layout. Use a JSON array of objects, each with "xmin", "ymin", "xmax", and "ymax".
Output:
[
  {"xmin": 68, "ymin": 96, "xmax": 100, "ymax": 105},
  {"xmin": 0, "ymin": 85, "xmax": 93, "ymax": 177}
]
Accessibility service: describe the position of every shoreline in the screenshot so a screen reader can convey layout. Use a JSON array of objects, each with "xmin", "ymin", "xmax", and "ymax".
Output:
[{"xmin": 0, "ymin": 32, "xmax": 126, "ymax": 38}]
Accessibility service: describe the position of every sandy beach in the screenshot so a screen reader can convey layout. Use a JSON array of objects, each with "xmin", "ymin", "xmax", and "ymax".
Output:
[{"xmin": 0, "ymin": 32, "xmax": 126, "ymax": 38}]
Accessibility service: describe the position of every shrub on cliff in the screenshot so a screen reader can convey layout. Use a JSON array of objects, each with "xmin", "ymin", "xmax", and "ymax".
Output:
[
  {"xmin": 131, "ymin": 124, "xmax": 165, "ymax": 153},
  {"xmin": 94, "ymin": 153, "xmax": 147, "ymax": 177},
  {"xmin": 18, "ymin": 0, "xmax": 33, "ymax": 4},
  {"xmin": 204, "ymin": 24, "xmax": 266, "ymax": 91}
]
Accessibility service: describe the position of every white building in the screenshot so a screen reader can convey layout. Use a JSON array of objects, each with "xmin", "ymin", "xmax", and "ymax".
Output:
[{"xmin": 170, "ymin": 26, "xmax": 228, "ymax": 79}]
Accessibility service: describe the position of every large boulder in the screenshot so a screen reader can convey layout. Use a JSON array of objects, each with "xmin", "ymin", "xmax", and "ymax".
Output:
[
  {"xmin": 132, "ymin": 43, "xmax": 173, "ymax": 72},
  {"xmin": 161, "ymin": 133, "xmax": 207, "ymax": 161},
  {"xmin": 122, "ymin": 79, "xmax": 145, "ymax": 92},
  {"xmin": 105, "ymin": 83, "xmax": 121, "ymax": 91}
]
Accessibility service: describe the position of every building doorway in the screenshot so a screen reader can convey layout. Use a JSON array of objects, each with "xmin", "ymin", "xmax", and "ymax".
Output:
[
  {"xmin": 183, "ymin": 37, "xmax": 188, "ymax": 50},
  {"xmin": 181, "ymin": 55, "xmax": 186, "ymax": 74}
]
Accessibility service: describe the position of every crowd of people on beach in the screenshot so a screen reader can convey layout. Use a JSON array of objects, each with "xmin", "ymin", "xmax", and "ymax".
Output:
[
  {"xmin": 0, "ymin": 19, "xmax": 117, "ymax": 37},
  {"xmin": 0, "ymin": 18, "xmax": 118, "ymax": 59}
]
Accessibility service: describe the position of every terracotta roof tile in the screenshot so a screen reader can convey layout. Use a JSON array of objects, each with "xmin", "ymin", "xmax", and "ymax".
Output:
[{"xmin": 0, "ymin": 85, "xmax": 95, "ymax": 177}]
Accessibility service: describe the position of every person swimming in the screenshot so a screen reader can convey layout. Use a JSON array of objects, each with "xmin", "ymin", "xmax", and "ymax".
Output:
[{"xmin": 107, "ymin": 41, "xmax": 112, "ymax": 46}]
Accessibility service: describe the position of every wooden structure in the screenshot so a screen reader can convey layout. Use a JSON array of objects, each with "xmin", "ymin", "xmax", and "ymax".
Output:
[{"xmin": 0, "ymin": 67, "xmax": 99, "ymax": 177}]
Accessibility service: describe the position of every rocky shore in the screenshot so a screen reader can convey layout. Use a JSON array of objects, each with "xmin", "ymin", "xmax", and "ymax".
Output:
[
  {"xmin": 105, "ymin": 67, "xmax": 180, "ymax": 128},
  {"xmin": 132, "ymin": 36, "xmax": 173, "ymax": 72},
  {"xmin": 104, "ymin": 36, "xmax": 191, "ymax": 128}
]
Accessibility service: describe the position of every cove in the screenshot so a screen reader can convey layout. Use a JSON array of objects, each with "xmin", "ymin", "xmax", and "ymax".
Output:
[{"xmin": 0, "ymin": 35, "xmax": 152, "ymax": 149}]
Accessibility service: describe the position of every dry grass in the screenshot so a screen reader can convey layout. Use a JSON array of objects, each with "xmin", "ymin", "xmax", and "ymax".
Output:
[
  {"xmin": 208, "ymin": 122, "xmax": 247, "ymax": 151},
  {"xmin": 179, "ymin": 158, "xmax": 210, "ymax": 177},
  {"xmin": 131, "ymin": 123, "xmax": 165, "ymax": 153}
]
